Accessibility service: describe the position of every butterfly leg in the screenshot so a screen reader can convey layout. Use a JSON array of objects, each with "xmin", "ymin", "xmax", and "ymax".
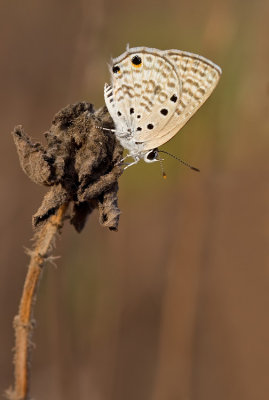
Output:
[
  {"xmin": 119, "ymin": 153, "xmax": 132, "ymax": 163},
  {"xmin": 95, "ymin": 125, "xmax": 117, "ymax": 133},
  {"xmin": 123, "ymin": 156, "xmax": 140, "ymax": 170},
  {"xmin": 116, "ymin": 153, "xmax": 137, "ymax": 166},
  {"xmin": 115, "ymin": 154, "xmax": 130, "ymax": 167}
]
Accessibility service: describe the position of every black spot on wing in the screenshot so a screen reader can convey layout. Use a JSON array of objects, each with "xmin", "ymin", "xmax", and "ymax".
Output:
[
  {"xmin": 112, "ymin": 66, "xmax": 120, "ymax": 74},
  {"xmin": 132, "ymin": 55, "xmax": 142, "ymax": 66}
]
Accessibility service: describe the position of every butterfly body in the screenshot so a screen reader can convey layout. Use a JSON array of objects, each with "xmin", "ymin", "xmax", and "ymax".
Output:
[{"xmin": 104, "ymin": 46, "xmax": 221, "ymax": 165}]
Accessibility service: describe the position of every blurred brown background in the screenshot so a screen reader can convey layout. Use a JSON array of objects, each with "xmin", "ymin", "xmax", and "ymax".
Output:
[{"xmin": 1, "ymin": 0, "xmax": 269, "ymax": 399}]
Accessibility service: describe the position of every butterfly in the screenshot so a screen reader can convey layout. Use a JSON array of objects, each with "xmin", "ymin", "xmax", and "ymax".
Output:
[{"xmin": 104, "ymin": 46, "xmax": 221, "ymax": 169}]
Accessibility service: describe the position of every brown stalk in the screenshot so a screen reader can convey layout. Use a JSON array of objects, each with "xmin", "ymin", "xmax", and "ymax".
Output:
[
  {"xmin": 7, "ymin": 102, "xmax": 123, "ymax": 399},
  {"xmin": 7, "ymin": 204, "xmax": 68, "ymax": 400}
]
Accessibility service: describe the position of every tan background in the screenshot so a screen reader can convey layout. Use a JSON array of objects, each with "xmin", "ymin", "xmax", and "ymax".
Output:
[{"xmin": 1, "ymin": 0, "xmax": 269, "ymax": 399}]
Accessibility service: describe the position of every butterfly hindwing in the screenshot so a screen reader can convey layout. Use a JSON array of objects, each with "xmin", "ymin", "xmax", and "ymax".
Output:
[
  {"xmin": 129, "ymin": 49, "xmax": 181, "ymax": 138},
  {"xmin": 105, "ymin": 47, "xmax": 182, "ymax": 141}
]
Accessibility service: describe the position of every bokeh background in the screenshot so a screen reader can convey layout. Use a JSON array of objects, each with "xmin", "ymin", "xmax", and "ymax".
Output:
[{"xmin": 1, "ymin": 0, "xmax": 269, "ymax": 399}]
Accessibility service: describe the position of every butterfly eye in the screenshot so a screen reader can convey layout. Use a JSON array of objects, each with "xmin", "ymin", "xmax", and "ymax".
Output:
[
  {"xmin": 131, "ymin": 55, "xmax": 142, "ymax": 68},
  {"xmin": 112, "ymin": 65, "xmax": 121, "ymax": 74},
  {"xmin": 144, "ymin": 149, "xmax": 159, "ymax": 163}
]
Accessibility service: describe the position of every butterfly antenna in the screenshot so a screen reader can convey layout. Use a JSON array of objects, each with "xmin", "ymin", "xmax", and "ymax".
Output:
[
  {"xmin": 158, "ymin": 150, "xmax": 200, "ymax": 172},
  {"xmin": 158, "ymin": 157, "xmax": 167, "ymax": 179}
]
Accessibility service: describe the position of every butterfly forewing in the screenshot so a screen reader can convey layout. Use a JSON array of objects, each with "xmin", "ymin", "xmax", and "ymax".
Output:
[{"xmin": 139, "ymin": 50, "xmax": 221, "ymax": 150}]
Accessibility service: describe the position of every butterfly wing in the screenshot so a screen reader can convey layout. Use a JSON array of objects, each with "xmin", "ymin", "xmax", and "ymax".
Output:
[
  {"xmin": 104, "ymin": 47, "xmax": 181, "ymax": 150},
  {"xmin": 136, "ymin": 50, "xmax": 221, "ymax": 151},
  {"xmin": 104, "ymin": 58, "xmax": 136, "ymax": 134},
  {"xmin": 124, "ymin": 48, "xmax": 181, "ymax": 137},
  {"xmin": 104, "ymin": 83, "xmax": 118, "ymax": 123}
]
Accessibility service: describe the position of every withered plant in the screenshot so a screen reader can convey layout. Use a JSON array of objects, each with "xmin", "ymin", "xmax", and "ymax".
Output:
[{"xmin": 7, "ymin": 102, "xmax": 123, "ymax": 400}]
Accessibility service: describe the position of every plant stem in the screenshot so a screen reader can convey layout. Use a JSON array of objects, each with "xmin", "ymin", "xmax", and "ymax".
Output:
[{"xmin": 7, "ymin": 204, "xmax": 68, "ymax": 400}]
